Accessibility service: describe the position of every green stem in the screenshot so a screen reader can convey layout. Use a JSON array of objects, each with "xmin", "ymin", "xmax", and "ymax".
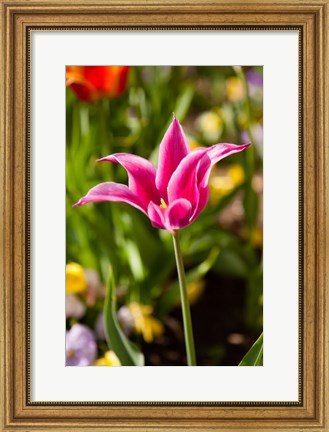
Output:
[{"xmin": 172, "ymin": 231, "xmax": 197, "ymax": 366}]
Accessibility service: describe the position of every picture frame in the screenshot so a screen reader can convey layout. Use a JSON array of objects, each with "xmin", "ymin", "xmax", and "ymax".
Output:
[{"xmin": 1, "ymin": 0, "xmax": 328, "ymax": 430}]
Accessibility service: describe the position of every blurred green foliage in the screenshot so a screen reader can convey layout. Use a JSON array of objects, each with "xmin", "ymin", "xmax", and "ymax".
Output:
[{"xmin": 66, "ymin": 66, "xmax": 263, "ymax": 366}]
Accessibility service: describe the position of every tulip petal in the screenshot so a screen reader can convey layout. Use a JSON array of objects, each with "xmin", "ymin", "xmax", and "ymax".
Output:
[
  {"xmin": 147, "ymin": 199, "xmax": 193, "ymax": 233},
  {"xmin": 167, "ymin": 198, "xmax": 193, "ymax": 230},
  {"xmin": 189, "ymin": 185, "xmax": 210, "ymax": 222},
  {"xmin": 167, "ymin": 148, "xmax": 207, "ymax": 207},
  {"xmin": 197, "ymin": 143, "xmax": 251, "ymax": 188},
  {"xmin": 66, "ymin": 68, "xmax": 97, "ymax": 102},
  {"xmin": 73, "ymin": 182, "xmax": 147, "ymax": 215},
  {"xmin": 155, "ymin": 116, "xmax": 190, "ymax": 198},
  {"xmin": 103, "ymin": 66, "xmax": 130, "ymax": 97},
  {"xmin": 66, "ymin": 66, "xmax": 130, "ymax": 101},
  {"xmin": 83, "ymin": 66, "xmax": 129, "ymax": 98},
  {"xmin": 98, "ymin": 153, "xmax": 159, "ymax": 207},
  {"xmin": 168, "ymin": 143, "xmax": 250, "ymax": 220},
  {"xmin": 147, "ymin": 201, "xmax": 167, "ymax": 231}
]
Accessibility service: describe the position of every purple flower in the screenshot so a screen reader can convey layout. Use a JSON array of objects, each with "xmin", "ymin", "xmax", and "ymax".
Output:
[
  {"xmin": 66, "ymin": 323, "xmax": 97, "ymax": 366},
  {"xmin": 246, "ymin": 70, "xmax": 263, "ymax": 87},
  {"xmin": 74, "ymin": 115, "xmax": 250, "ymax": 233},
  {"xmin": 65, "ymin": 294, "xmax": 86, "ymax": 319},
  {"xmin": 241, "ymin": 124, "xmax": 263, "ymax": 148},
  {"xmin": 241, "ymin": 130, "xmax": 250, "ymax": 144},
  {"xmin": 95, "ymin": 312, "xmax": 106, "ymax": 340}
]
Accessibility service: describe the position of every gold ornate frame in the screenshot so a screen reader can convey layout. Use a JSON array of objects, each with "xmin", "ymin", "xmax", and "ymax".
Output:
[{"xmin": 1, "ymin": 1, "xmax": 328, "ymax": 431}]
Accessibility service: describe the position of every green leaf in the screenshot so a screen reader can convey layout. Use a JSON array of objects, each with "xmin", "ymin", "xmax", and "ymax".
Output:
[
  {"xmin": 104, "ymin": 268, "xmax": 144, "ymax": 366},
  {"xmin": 123, "ymin": 208, "xmax": 165, "ymax": 271},
  {"xmin": 124, "ymin": 239, "xmax": 145, "ymax": 282},
  {"xmin": 158, "ymin": 247, "xmax": 220, "ymax": 317},
  {"xmin": 239, "ymin": 333, "xmax": 263, "ymax": 366},
  {"xmin": 214, "ymin": 248, "xmax": 248, "ymax": 278},
  {"xmin": 174, "ymin": 85, "xmax": 195, "ymax": 120},
  {"xmin": 243, "ymin": 186, "xmax": 259, "ymax": 231}
]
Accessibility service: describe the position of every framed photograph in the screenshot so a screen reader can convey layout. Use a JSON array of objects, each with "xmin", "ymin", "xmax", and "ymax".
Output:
[{"xmin": 1, "ymin": 1, "xmax": 328, "ymax": 431}]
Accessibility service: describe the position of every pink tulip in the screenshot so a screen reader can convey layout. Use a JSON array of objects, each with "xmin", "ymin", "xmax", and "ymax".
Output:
[{"xmin": 74, "ymin": 115, "xmax": 250, "ymax": 234}]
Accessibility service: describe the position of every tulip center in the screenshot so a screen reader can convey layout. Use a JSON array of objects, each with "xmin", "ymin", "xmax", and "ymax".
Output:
[{"xmin": 160, "ymin": 198, "xmax": 167, "ymax": 209}]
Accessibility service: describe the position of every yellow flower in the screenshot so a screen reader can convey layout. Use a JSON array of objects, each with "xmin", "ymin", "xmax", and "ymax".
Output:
[
  {"xmin": 229, "ymin": 164, "xmax": 245, "ymax": 185},
  {"xmin": 66, "ymin": 262, "xmax": 87, "ymax": 294},
  {"xmin": 128, "ymin": 302, "xmax": 164, "ymax": 343},
  {"xmin": 250, "ymin": 227, "xmax": 263, "ymax": 248},
  {"xmin": 187, "ymin": 280, "xmax": 205, "ymax": 305},
  {"xmin": 240, "ymin": 226, "xmax": 263, "ymax": 248},
  {"xmin": 94, "ymin": 351, "xmax": 121, "ymax": 366},
  {"xmin": 199, "ymin": 111, "xmax": 222, "ymax": 132},
  {"xmin": 175, "ymin": 280, "xmax": 205, "ymax": 306},
  {"xmin": 188, "ymin": 138, "xmax": 201, "ymax": 151},
  {"xmin": 252, "ymin": 228, "xmax": 263, "ymax": 248},
  {"xmin": 197, "ymin": 111, "xmax": 223, "ymax": 142},
  {"xmin": 209, "ymin": 164, "xmax": 245, "ymax": 204},
  {"xmin": 225, "ymin": 77, "xmax": 246, "ymax": 102}
]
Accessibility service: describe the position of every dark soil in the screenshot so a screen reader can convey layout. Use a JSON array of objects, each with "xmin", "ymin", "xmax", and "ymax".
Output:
[{"xmin": 143, "ymin": 272, "xmax": 261, "ymax": 366}]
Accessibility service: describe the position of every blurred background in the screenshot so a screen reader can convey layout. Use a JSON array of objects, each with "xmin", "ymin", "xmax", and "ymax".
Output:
[{"xmin": 66, "ymin": 66, "xmax": 263, "ymax": 366}]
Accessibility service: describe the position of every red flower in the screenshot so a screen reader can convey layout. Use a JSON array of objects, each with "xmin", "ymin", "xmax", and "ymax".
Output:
[{"xmin": 66, "ymin": 66, "xmax": 130, "ymax": 102}]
